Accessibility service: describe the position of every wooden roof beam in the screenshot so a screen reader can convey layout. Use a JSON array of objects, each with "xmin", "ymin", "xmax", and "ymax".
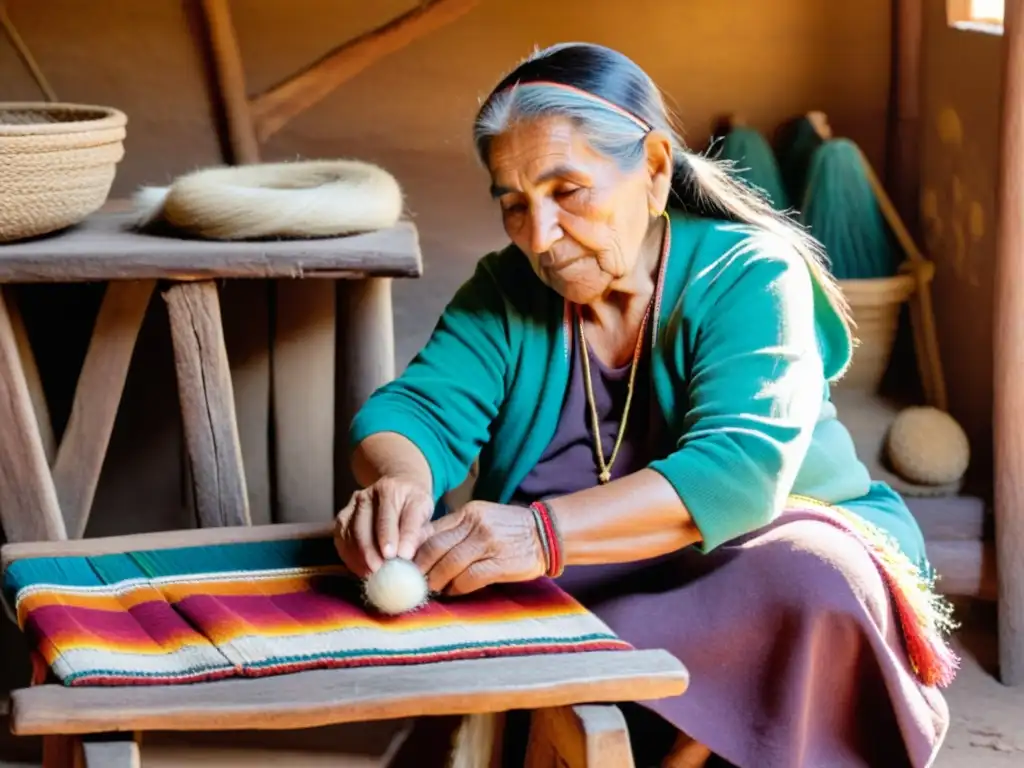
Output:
[{"xmin": 249, "ymin": 0, "xmax": 481, "ymax": 143}]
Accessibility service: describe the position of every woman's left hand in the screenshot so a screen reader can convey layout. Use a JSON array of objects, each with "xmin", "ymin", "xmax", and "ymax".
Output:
[{"xmin": 413, "ymin": 501, "xmax": 547, "ymax": 595}]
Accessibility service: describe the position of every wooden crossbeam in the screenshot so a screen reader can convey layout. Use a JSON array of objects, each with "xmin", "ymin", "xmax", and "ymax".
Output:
[
  {"xmin": 0, "ymin": 282, "xmax": 154, "ymax": 544},
  {"xmin": 0, "ymin": 290, "xmax": 66, "ymax": 543},
  {"xmin": 53, "ymin": 280, "xmax": 154, "ymax": 538},
  {"xmin": 249, "ymin": 0, "xmax": 481, "ymax": 142},
  {"xmin": 3, "ymin": 287, "xmax": 55, "ymax": 463},
  {"xmin": 199, "ymin": 0, "xmax": 260, "ymax": 164}
]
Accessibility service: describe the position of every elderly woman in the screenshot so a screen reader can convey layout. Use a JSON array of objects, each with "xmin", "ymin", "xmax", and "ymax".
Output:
[{"xmin": 335, "ymin": 43, "xmax": 952, "ymax": 768}]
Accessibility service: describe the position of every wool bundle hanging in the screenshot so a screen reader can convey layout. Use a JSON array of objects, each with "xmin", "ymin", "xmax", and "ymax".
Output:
[
  {"xmin": 776, "ymin": 114, "xmax": 828, "ymax": 208},
  {"xmin": 712, "ymin": 125, "xmax": 790, "ymax": 211},
  {"xmin": 799, "ymin": 138, "xmax": 900, "ymax": 280}
]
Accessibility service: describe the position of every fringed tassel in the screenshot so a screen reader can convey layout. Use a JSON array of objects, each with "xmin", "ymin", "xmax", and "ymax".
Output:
[{"xmin": 787, "ymin": 496, "xmax": 960, "ymax": 688}]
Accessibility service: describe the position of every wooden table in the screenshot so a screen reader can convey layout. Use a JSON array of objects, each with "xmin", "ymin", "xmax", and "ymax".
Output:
[
  {"xmin": 2, "ymin": 523, "xmax": 690, "ymax": 767},
  {"xmin": 0, "ymin": 211, "xmax": 422, "ymax": 544}
]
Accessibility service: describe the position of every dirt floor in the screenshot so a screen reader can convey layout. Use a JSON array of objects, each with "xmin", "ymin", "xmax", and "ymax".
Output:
[{"xmin": 934, "ymin": 600, "xmax": 1024, "ymax": 766}]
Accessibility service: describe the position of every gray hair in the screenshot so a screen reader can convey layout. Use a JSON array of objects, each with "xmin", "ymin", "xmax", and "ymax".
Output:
[{"xmin": 473, "ymin": 50, "xmax": 853, "ymax": 338}]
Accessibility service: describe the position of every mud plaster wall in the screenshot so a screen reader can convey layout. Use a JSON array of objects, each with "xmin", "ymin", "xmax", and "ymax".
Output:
[
  {"xmin": 0, "ymin": 0, "xmax": 893, "ymax": 703},
  {"xmin": 919, "ymin": 0, "xmax": 1002, "ymax": 493}
]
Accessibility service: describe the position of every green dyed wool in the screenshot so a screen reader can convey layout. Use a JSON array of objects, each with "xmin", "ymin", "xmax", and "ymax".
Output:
[
  {"xmin": 799, "ymin": 138, "xmax": 899, "ymax": 280},
  {"xmin": 776, "ymin": 115, "xmax": 826, "ymax": 207},
  {"xmin": 715, "ymin": 126, "xmax": 790, "ymax": 211}
]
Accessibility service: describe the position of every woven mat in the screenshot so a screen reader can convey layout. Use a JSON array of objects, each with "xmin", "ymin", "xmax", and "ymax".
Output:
[{"xmin": 2, "ymin": 537, "xmax": 631, "ymax": 687}]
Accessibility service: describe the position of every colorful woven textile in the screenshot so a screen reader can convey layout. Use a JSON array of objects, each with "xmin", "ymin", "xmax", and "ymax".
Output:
[{"xmin": 2, "ymin": 536, "xmax": 631, "ymax": 687}]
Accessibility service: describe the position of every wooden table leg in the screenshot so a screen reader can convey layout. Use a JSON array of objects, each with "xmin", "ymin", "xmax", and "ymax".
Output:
[
  {"xmin": 42, "ymin": 734, "xmax": 78, "ymax": 768},
  {"xmin": 221, "ymin": 281, "xmax": 272, "ymax": 526},
  {"xmin": 81, "ymin": 733, "xmax": 141, "ymax": 768},
  {"xmin": 448, "ymin": 713, "xmax": 504, "ymax": 768},
  {"xmin": 525, "ymin": 705, "xmax": 635, "ymax": 768},
  {"xmin": 52, "ymin": 280, "xmax": 155, "ymax": 538},
  {"xmin": 334, "ymin": 277, "xmax": 395, "ymax": 506},
  {"xmin": 3, "ymin": 286, "xmax": 56, "ymax": 463},
  {"xmin": 0, "ymin": 289, "xmax": 66, "ymax": 543},
  {"xmin": 164, "ymin": 281, "xmax": 250, "ymax": 527},
  {"xmin": 273, "ymin": 280, "xmax": 336, "ymax": 524}
]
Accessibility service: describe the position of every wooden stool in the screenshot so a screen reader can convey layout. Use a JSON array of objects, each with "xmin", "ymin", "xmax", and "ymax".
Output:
[{"xmin": 2, "ymin": 526, "xmax": 689, "ymax": 768}]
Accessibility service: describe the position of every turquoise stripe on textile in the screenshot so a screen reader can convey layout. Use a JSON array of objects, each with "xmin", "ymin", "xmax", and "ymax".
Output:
[
  {"xmin": 3, "ymin": 537, "xmax": 341, "ymax": 607},
  {"xmin": 4, "ymin": 556, "xmax": 107, "ymax": 601},
  {"xmin": 125, "ymin": 537, "xmax": 339, "ymax": 579}
]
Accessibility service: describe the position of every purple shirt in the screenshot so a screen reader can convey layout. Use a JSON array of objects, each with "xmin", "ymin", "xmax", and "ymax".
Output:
[{"xmin": 512, "ymin": 324, "xmax": 661, "ymax": 503}]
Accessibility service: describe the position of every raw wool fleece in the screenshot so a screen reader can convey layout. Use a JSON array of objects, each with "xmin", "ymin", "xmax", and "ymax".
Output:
[
  {"xmin": 362, "ymin": 557, "xmax": 430, "ymax": 615},
  {"xmin": 132, "ymin": 159, "xmax": 404, "ymax": 240}
]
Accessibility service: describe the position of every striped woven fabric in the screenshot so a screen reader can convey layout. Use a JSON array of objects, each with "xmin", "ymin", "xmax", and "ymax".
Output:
[{"xmin": 2, "ymin": 536, "xmax": 632, "ymax": 687}]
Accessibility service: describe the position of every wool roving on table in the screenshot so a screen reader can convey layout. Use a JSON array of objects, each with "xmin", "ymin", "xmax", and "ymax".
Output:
[{"xmin": 131, "ymin": 159, "xmax": 405, "ymax": 241}]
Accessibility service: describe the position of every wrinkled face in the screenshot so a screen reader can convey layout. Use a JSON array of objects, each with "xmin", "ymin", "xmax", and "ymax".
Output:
[{"xmin": 487, "ymin": 116, "xmax": 664, "ymax": 304}]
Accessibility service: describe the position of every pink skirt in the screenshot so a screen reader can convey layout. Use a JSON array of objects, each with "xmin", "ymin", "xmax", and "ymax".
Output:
[{"xmin": 555, "ymin": 511, "xmax": 952, "ymax": 767}]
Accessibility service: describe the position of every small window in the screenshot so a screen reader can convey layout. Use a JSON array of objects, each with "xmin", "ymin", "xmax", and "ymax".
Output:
[{"xmin": 947, "ymin": 0, "xmax": 1005, "ymax": 33}]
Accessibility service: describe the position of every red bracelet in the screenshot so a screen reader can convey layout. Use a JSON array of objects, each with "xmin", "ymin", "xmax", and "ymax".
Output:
[{"xmin": 530, "ymin": 500, "xmax": 564, "ymax": 578}]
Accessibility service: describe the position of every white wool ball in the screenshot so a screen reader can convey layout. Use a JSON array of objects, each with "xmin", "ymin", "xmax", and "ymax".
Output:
[
  {"xmin": 362, "ymin": 558, "xmax": 429, "ymax": 616},
  {"xmin": 886, "ymin": 406, "xmax": 970, "ymax": 486}
]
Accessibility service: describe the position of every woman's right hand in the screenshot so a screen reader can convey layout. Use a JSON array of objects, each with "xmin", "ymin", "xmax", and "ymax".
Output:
[{"xmin": 333, "ymin": 476, "xmax": 436, "ymax": 577}]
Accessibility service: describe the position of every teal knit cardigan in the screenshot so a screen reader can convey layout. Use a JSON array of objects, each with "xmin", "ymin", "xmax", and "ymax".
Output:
[{"xmin": 351, "ymin": 211, "xmax": 926, "ymax": 562}]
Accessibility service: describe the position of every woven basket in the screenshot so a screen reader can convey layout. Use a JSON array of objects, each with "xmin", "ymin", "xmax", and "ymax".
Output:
[
  {"xmin": 836, "ymin": 273, "xmax": 917, "ymax": 392},
  {"xmin": 0, "ymin": 102, "xmax": 127, "ymax": 243}
]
